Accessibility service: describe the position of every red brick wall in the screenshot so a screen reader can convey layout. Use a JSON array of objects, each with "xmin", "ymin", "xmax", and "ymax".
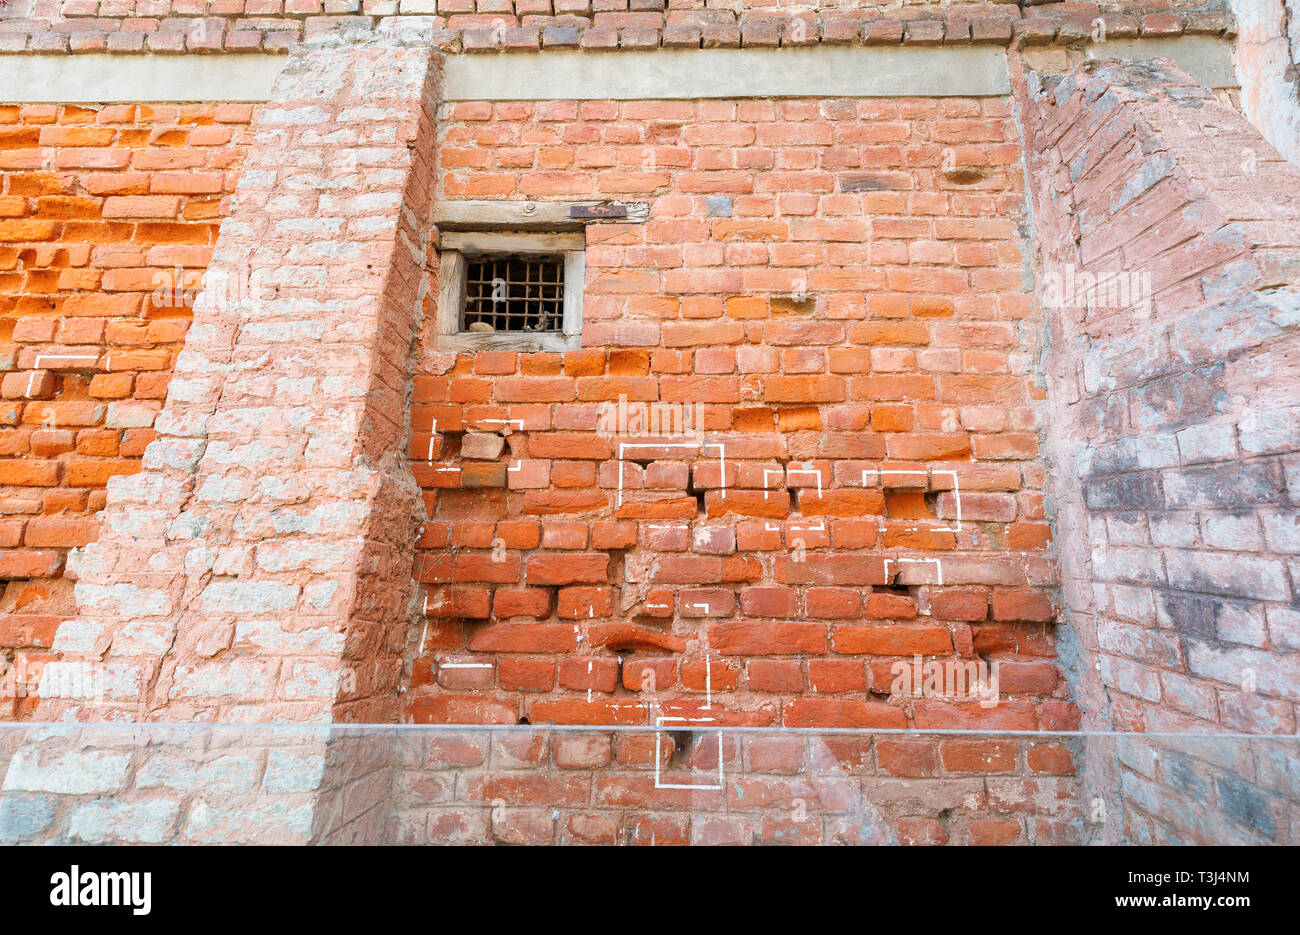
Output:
[
  {"xmin": 406, "ymin": 96, "xmax": 1076, "ymax": 731},
  {"xmin": 0, "ymin": 102, "xmax": 254, "ymax": 716}
]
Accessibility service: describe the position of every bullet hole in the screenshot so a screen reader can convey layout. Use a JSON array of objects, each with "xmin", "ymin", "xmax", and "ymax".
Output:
[
  {"xmin": 771, "ymin": 295, "xmax": 814, "ymax": 316},
  {"xmin": 667, "ymin": 730, "xmax": 692, "ymax": 769},
  {"xmin": 941, "ymin": 165, "xmax": 990, "ymax": 185},
  {"xmin": 885, "ymin": 489, "xmax": 933, "ymax": 520},
  {"xmin": 687, "ymin": 474, "xmax": 707, "ymax": 516},
  {"xmin": 874, "ymin": 585, "xmax": 912, "ymax": 599}
]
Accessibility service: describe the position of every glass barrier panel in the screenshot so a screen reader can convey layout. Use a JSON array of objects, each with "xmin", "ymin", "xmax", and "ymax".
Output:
[{"xmin": 0, "ymin": 726, "xmax": 1293, "ymax": 845}]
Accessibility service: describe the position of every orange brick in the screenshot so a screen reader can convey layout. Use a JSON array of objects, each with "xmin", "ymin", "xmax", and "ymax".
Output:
[
  {"xmin": 0, "ymin": 460, "xmax": 59, "ymax": 486},
  {"xmin": 89, "ymin": 373, "xmax": 134, "ymax": 398},
  {"xmin": 65, "ymin": 457, "xmax": 140, "ymax": 487},
  {"xmin": 102, "ymin": 195, "xmax": 182, "ymax": 218}
]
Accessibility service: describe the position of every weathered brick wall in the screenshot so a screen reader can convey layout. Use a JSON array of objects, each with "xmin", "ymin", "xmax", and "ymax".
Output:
[
  {"xmin": 0, "ymin": 102, "xmax": 254, "ymax": 716},
  {"xmin": 0, "ymin": 4, "xmax": 1292, "ymax": 847},
  {"xmin": 406, "ymin": 94, "xmax": 1077, "ymax": 732},
  {"xmin": 1018, "ymin": 58, "xmax": 1300, "ymax": 842},
  {"xmin": 1229, "ymin": 0, "xmax": 1300, "ymax": 164},
  {"xmin": 0, "ymin": 0, "xmax": 1236, "ymax": 54}
]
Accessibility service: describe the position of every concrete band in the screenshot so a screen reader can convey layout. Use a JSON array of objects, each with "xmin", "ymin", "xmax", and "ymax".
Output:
[
  {"xmin": 0, "ymin": 53, "xmax": 288, "ymax": 103},
  {"xmin": 0, "ymin": 38, "xmax": 1237, "ymax": 103},
  {"xmin": 443, "ymin": 46, "xmax": 1012, "ymax": 100},
  {"xmin": 1083, "ymin": 36, "xmax": 1240, "ymax": 90}
]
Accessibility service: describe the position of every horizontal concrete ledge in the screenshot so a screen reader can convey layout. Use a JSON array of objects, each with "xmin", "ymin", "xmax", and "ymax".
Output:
[
  {"xmin": 1083, "ymin": 36, "xmax": 1238, "ymax": 89},
  {"xmin": 0, "ymin": 37, "xmax": 1237, "ymax": 103},
  {"xmin": 0, "ymin": 53, "xmax": 287, "ymax": 103},
  {"xmin": 444, "ymin": 46, "xmax": 1011, "ymax": 99}
]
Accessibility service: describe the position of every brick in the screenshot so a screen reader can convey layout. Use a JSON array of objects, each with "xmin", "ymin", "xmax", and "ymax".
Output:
[
  {"xmin": 805, "ymin": 587, "xmax": 861, "ymax": 619},
  {"xmin": 102, "ymin": 195, "xmax": 182, "ymax": 218},
  {"xmin": 784, "ymin": 698, "xmax": 906, "ymax": 729},
  {"xmin": 23, "ymin": 516, "xmax": 99, "ymax": 548},
  {"xmin": 739, "ymin": 586, "xmax": 796, "ymax": 617},
  {"xmin": 498, "ymin": 658, "xmax": 555, "ymax": 692},
  {"xmin": 746, "ymin": 659, "xmax": 804, "ymax": 693},
  {"xmin": 991, "ymin": 589, "xmax": 1054, "ymax": 623},
  {"xmin": 1, "ymin": 372, "xmax": 57, "ymax": 400},
  {"xmin": 558, "ymin": 658, "xmax": 619, "ymax": 692},
  {"xmin": 710, "ymin": 621, "xmax": 825, "ymax": 655},
  {"xmin": 526, "ymin": 553, "xmax": 609, "ymax": 585},
  {"xmin": 831, "ymin": 624, "xmax": 953, "ymax": 655},
  {"xmin": 0, "ymin": 460, "xmax": 59, "ymax": 486},
  {"xmin": 0, "ymin": 549, "xmax": 63, "ymax": 578}
]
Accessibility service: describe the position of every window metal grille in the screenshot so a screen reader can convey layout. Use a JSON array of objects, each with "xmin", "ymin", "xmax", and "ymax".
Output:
[{"xmin": 462, "ymin": 254, "xmax": 565, "ymax": 333}]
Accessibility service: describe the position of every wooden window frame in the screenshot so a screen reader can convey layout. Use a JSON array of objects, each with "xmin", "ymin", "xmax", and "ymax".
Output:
[{"xmin": 435, "ymin": 230, "xmax": 585, "ymax": 353}]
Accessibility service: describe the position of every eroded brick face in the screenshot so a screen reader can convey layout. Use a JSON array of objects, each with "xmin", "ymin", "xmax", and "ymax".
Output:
[
  {"xmin": 405, "ymin": 96, "xmax": 1071, "ymax": 729},
  {"xmin": 0, "ymin": 102, "xmax": 254, "ymax": 715},
  {"xmin": 1022, "ymin": 60, "xmax": 1300, "ymax": 844}
]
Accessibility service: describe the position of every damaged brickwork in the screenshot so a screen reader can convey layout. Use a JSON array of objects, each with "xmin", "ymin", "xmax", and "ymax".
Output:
[{"xmin": 405, "ymin": 93, "xmax": 1070, "ymax": 732}]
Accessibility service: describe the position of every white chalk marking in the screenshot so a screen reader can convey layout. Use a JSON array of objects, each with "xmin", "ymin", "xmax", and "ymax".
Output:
[
  {"xmin": 703, "ymin": 633, "xmax": 712, "ymax": 709},
  {"xmin": 761, "ymin": 467, "xmax": 785, "ymax": 499},
  {"xmin": 787, "ymin": 462, "xmax": 823, "ymax": 497},
  {"xmin": 616, "ymin": 440, "xmax": 727, "ymax": 506},
  {"xmin": 897, "ymin": 557, "xmax": 945, "ymax": 586}
]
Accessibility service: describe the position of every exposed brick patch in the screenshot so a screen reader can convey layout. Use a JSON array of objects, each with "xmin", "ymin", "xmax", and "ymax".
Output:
[{"xmin": 0, "ymin": 102, "xmax": 254, "ymax": 717}]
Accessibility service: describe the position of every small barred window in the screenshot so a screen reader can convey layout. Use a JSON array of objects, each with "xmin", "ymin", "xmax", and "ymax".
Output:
[
  {"xmin": 462, "ymin": 254, "xmax": 565, "ymax": 334},
  {"xmin": 434, "ymin": 228, "xmax": 585, "ymax": 352}
]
